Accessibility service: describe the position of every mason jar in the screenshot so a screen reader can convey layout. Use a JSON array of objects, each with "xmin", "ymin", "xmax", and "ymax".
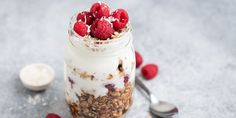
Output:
[{"xmin": 64, "ymin": 14, "xmax": 135, "ymax": 118}]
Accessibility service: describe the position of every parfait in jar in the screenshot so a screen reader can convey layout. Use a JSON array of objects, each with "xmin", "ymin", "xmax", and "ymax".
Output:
[{"xmin": 65, "ymin": 2, "xmax": 135, "ymax": 118}]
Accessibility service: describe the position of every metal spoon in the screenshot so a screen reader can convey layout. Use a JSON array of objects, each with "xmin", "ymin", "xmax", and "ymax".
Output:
[{"xmin": 135, "ymin": 77, "xmax": 178, "ymax": 117}]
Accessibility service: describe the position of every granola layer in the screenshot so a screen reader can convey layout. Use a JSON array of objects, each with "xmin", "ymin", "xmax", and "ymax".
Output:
[{"xmin": 67, "ymin": 83, "xmax": 133, "ymax": 118}]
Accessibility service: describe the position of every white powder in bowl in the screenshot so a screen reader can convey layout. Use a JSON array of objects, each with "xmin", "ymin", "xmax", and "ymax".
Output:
[{"xmin": 19, "ymin": 63, "xmax": 55, "ymax": 91}]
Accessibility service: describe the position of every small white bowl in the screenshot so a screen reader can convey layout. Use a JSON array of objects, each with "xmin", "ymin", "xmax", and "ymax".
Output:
[{"xmin": 19, "ymin": 63, "xmax": 55, "ymax": 91}]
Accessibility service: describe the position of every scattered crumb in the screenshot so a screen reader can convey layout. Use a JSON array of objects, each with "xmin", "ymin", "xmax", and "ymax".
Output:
[
  {"xmin": 27, "ymin": 95, "xmax": 40, "ymax": 105},
  {"xmin": 42, "ymin": 102, "xmax": 47, "ymax": 106},
  {"xmin": 107, "ymin": 74, "xmax": 113, "ymax": 80},
  {"xmin": 27, "ymin": 94, "xmax": 43, "ymax": 105}
]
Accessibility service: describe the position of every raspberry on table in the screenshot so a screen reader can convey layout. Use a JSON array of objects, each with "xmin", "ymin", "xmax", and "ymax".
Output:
[
  {"xmin": 73, "ymin": 21, "xmax": 88, "ymax": 37},
  {"xmin": 141, "ymin": 64, "xmax": 159, "ymax": 80},
  {"xmin": 135, "ymin": 51, "xmax": 143, "ymax": 68},
  {"xmin": 90, "ymin": 19, "xmax": 114, "ymax": 40},
  {"xmin": 90, "ymin": 2, "xmax": 110, "ymax": 19},
  {"xmin": 46, "ymin": 113, "xmax": 61, "ymax": 118},
  {"xmin": 76, "ymin": 11, "xmax": 94, "ymax": 25},
  {"xmin": 111, "ymin": 9, "xmax": 129, "ymax": 31}
]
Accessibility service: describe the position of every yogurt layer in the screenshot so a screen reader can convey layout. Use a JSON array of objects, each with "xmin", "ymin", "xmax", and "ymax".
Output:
[{"xmin": 65, "ymin": 29, "xmax": 135, "ymax": 101}]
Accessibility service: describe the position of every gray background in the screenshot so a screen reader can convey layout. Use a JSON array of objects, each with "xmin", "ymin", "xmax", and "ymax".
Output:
[{"xmin": 0, "ymin": 0, "xmax": 236, "ymax": 118}]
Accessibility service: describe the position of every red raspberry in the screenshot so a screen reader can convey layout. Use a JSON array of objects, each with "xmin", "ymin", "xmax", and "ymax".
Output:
[
  {"xmin": 111, "ymin": 9, "xmax": 129, "ymax": 31},
  {"xmin": 135, "ymin": 51, "xmax": 143, "ymax": 68},
  {"xmin": 68, "ymin": 77, "xmax": 75, "ymax": 89},
  {"xmin": 105, "ymin": 84, "xmax": 115, "ymax": 92},
  {"xmin": 73, "ymin": 21, "xmax": 88, "ymax": 37},
  {"xmin": 141, "ymin": 64, "xmax": 159, "ymax": 80},
  {"xmin": 124, "ymin": 75, "xmax": 129, "ymax": 83},
  {"xmin": 46, "ymin": 113, "xmax": 61, "ymax": 118},
  {"xmin": 90, "ymin": 2, "xmax": 110, "ymax": 19},
  {"xmin": 76, "ymin": 11, "xmax": 94, "ymax": 25},
  {"xmin": 90, "ymin": 19, "xmax": 114, "ymax": 40}
]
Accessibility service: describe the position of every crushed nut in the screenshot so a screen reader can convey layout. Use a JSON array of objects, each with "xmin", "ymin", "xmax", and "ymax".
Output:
[{"xmin": 107, "ymin": 74, "xmax": 113, "ymax": 80}]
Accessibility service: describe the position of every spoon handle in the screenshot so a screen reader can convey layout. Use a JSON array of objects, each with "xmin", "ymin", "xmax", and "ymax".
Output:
[
  {"xmin": 135, "ymin": 77, "xmax": 159, "ymax": 104},
  {"xmin": 135, "ymin": 77, "xmax": 151, "ymax": 96}
]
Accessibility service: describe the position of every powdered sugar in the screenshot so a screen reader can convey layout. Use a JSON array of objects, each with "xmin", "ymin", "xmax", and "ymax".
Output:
[
  {"xmin": 102, "ymin": 17, "xmax": 113, "ymax": 26},
  {"xmin": 26, "ymin": 94, "xmax": 58, "ymax": 106},
  {"xmin": 98, "ymin": 1, "xmax": 102, "ymax": 5},
  {"xmin": 27, "ymin": 94, "xmax": 43, "ymax": 105}
]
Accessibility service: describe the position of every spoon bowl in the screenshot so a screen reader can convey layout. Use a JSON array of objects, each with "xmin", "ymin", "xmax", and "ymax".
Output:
[
  {"xmin": 150, "ymin": 101, "xmax": 178, "ymax": 117},
  {"xmin": 135, "ymin": 77, "xmax": 178, "ymax": 117}
]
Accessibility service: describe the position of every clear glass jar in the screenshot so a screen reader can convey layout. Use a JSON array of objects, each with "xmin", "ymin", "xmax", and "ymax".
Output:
[{"xmin": 64, "ymin": 14, "xmax": 135, "ymax": 118}]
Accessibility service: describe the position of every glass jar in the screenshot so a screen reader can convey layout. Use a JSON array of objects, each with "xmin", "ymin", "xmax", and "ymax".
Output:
[{"xmin": 64, "ymin": 14, "xmax": 135, "ymax": 118}]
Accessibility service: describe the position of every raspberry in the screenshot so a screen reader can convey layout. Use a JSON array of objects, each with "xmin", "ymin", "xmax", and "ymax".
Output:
[
  {"xmin": 124, "ymin": 75, "xmax": 129, "ymax": 83},
  {"xmin": 141, "ymin": 64, "xmax": 159, "ymax": 80},
  {"xmin": 73, "ymin": 21, "xmax": 88, "ymax": 37},
  {"xmin": 111, "ymin": 9, "xmax": 129, "ymax": 31},
  {"xmin": 46, "ymin": 113, "xmax": 61, "ymax": 118},
  {"xmin": 76, "ymin": 11, "xmax": 94, "ymax": 25},
  {"xmin": 68, "ymin": 77, "xmax": 75, "ymax": 89},
  {"xmin": 90, "ymin": 2, "xmax": 110, "ymax": 19},
  {"xmin": 90, "ymin": 19, "xmax": 114, "ymax": 40},
  {"xmin": 135, "ymin": 51, "xmax": 143, "ymax": 68},
  {"xmin": 105, "ymin": 84, "xmax": 115, "ymax": 92}
]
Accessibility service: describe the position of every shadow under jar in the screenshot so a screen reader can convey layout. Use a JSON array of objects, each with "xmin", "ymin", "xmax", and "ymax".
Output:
[{"xmin": 64, "ymin": 14, "xmax": 135, "ymax": 118}]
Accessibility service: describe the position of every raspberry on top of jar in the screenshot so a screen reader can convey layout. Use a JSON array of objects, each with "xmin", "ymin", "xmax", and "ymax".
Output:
[{"xmin": 73, "ymin": 1, "xmax": 130, "ymax": 40}]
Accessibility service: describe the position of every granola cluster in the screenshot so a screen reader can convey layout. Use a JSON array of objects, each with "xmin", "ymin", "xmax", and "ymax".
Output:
[{"xmin": 67, "ymin": 83, "xmax": 133, "ymax": 118}]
